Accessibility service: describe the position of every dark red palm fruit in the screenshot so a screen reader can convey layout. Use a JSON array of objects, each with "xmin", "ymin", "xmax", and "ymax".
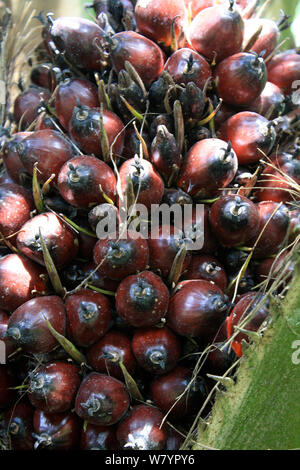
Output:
[
  {"xmin": 30, "ymin": 63, "xmax": 60, "ymax": 92},
  {"xmin": 249, "ymin": 201, "xmax": 290, "ymax": 259},
  {"xmin": 255, "ymin": 155, "xmax": 300, "ymax": 203},
  {"xmin": 182, "ymin": 205, "xmax": 218, "ymax": 255},
  {"xmin": 55, "ymin": 78, "xmax": 99, "ymax": 130},
  {"xmin": 75, "ymin": 372, "xmax": 130, "ymax": 426},
  {"xmin": 149, "ymin": 113, "xmax": 174, "ymax": 140},
  {"xmin": 177, "ymin": 138, "xmax": 238, "ymax": 199},
  {"xmin": 28, "ymin": 362, "xmax": 81, "ymax": 413},
  {"xmin": 214, "ymin": 52, "xmax": 267, "ymax": 107},
  {"xmin": 179, "ymin": 82, "xmax": 206, "ymax": 121},
  {"xmin": 48, "ymin": 16, "xmax": 105, "ymax": 71},
  {"xmin": 16, "ymin": 212, "xmax": 78, "ymax": 269},
  {"xmin": 150, "ymin": 366, "xmax": 207, "ymax": 421},
  {"xmin": 184, "ymin": 0, "xmax": 214, "ymax": 19},
  {"xmin": 16, "ymin": 129, "xmax": 74, "ymax": 184},
  {"xmin": 0, "ymin": 311, "xmax": 15, "ymax": 359},
  {"xmin": 182, "ymin": 254, "xmax": 228, "ymax": 291},
  {"xmin": 202, "ymin": 342, "xmax": 236, "ymax": 376},
  {"xmin": 33, "ymin": 410, "xmax": 81, "ymax": 450},
  {"xmin": 115, "ymin": 270, "xmax": 169, "ymax": 327},
  {"xmin": 164, "ymin": 49, "xmax": 211, "ymax": 90},
  {"xmin": 227, "ymin": 267, "xmax": 256, "ymax": 297},
  {"xmin": 123, "ymin": 128, "xmax": 151, "ymax": 160},
  {"xmin": 165, "ymin": 426, "xmax": 185, "ymax": 450},
  {"xmin": 214, "ymin": 103, "xmax": 236, "ymax": 131},
  {"xmin": 62, "ymin": 261, "xmax": 120, "ymax": 292},
  {"xmin": 68, "ymin": 105, "xmax": 125, "ymax": 158},
  {"xmin": 94, "ymin": 231, "xmax": 149, "ymax": 281},
  {"xmin": 6, "ymin": 296, "xmax": 66, "ymax": 354},
  {"xmin": 0, "ymin": 366, "xmax": 15, "ymax": 409},
  {"xmin": 34, "ymin": 112, "xmax": 58, "ymax": 131},
  {"xmin": 88, "ymin": 203, "xmax": 120, "ymax": 233},
  {"xmin": 65, "ymin": 289, "xmax": 111, "ymax": 348},
  {"xmin": 116, "ymin": 404, "xmax": 167, "ymax": 450},
  {"xmin": 119, "ymin": 157, "xmax": 164, "ymax": 210},
  {"xmin": 222, "ymin": 247, "xmax": 249, "ymax": 274},
  {"xmin": 150, "ymin": 125, "xmax": 182, "ymax": 183},
  {"xmin": 1, "ymin": 132, "xmax": 31, "ymax": 184},
  {"xmin": 162, "ymin": 187, "xmax": 193, "ymax": 207},
  {"xmin": 58, "ymin": 155, "xmax": 117, "ymax": 208},
  {"xmin": 167, "ymin": 280, "xmax": 229, "ymax": 340},
  {"xmin": 289, "ymin": 208, "xmax": 300, "ymax": 243},
  {"xmin": 108, "ymin": 31, "xmax": 165, "ymax": 87},
  {"xmin": 267, "ymin": 51, "xmax": 300, "ymax": 95},
  {"xmin": 131, "ymin": 326, "xmax": 181, "ymax": 375},
  {"xmin": 188, "ymin": 3, "xmax": 244, "ymax": 63},
  {"xmin": 77, "ymin": 229, "xmax": 97, "ymax": 261},
  {"xmin": 148, "ymin": 225, "xmax": 191, "ymax": 279},
  {"xmin": 0, "ymin": 254, "xmax": 48, "ymax": 311},
  {"xmin": 218, "ymin": 112, "xmax": 276, "ymax": 165},
  {"xmin": 242, "ymin": 18, "xmax": 281, "ymax": 59},
  {"xmin": 13, "ymin": 86, "xmax": 51, "ymax": 130},
  {"xmin": 209, "ymin": 194, "xmax": 260, "ymax": 247},
  {"xmin": 0, "ymin": 183, "xmax": 33, "ymax": 245},
  {"xmin": 81, "ymin": 423, "xmax": 118, "ymax": 450},
  {"xmin": 247, "ymin": 81, "xmax": 285, "ymax": 119},
  {"xmin": 87, "ymin": 330, "xmax": 136, "ymax": 380},
  {"xmin": 135, "ymin": 0, "xmax": 186, "ymax": 47},
  {"xmin": 227, "ymin": 292, "xmax": 269, "ymax": 357},
  {"xmin": 255, "ymin": 252, "xmax": 294, "ymax": 290},
  {"xmin": 5, "ymin": 401, "xmax": 35, "ymax": 450}
]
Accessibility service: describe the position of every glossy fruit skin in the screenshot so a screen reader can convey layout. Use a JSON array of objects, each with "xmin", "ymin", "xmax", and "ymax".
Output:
[
  {"xmin": 109, "ymin": 31, "xmax": 165, "ymax": 86},
  {"xmin": 164, "ymin": 48, "xmax": 211, "ymax": 90},
  {"xmin": 94, "ymin": 231, "xmax": 149, "ymax": 281},
  {"xmin": 1, "ymin": 132, "xmax": 30, "ymax": 184},
  {"xmin": 242, "ymin": 18, "xmax": 279, "ymax": 59},
  {"xmin": 80, "ymin": 423, "xmax": 118, "ymax": 450},
  {"xmin": 132, "ymin": 326, "xmax": 181, "ymax": 375},
  {"xmin": 116, "ymin": 404, "xmax": 167, "ymax": 450},
  {"xmin": 7, "ymin": 296, "xmax": 66, "ymax": 354},
  {"xmin": 58, "ymin": 155, "xmax": 117, "ymax": 208},
  {"xmin": 182, "ymin": 254, "xmax": 228, "ymax": 291},
  {"xmin": 148, "ymin": 225, "xmax": 191, "ymax": 279},
  {"xmin": 177, "ymin": 138, "xmax": 238, "ymax": 198},
  {"xmin": 185, "ymin": 0, "xmax": 214, "ymax": 19},
  {"xmin": 116, "ymin": 270, "xmax": 169, "ymax": 327},
  {"xmin": 167, "ymin": 280, "xmax": 229, "ymax": 340},
  {"xmin": 5, "ymin": 401, "xmax": 34, "ymax": 450},
  {"xmin": 75, "ymin": 372, "xmax": 130, "ymax": 426},
  {"xmin": 55, "ymin": 78, "xmax": 99, "ymax": 130},
  {"xmin": 28, "ymin": 362, "xmax": 81, "ymax": 413},
  {"xmin": 69, "ymin": 105, "xmax": 125, "ymax": 158},
  {"xmin": 255, "ymin": 252, "xmax": 294, "ymax": 290},
  {"xmin": 0, "ymin": 254, "xmax": 47, "ymax": 311},
  {"xmin": 289, "ymin": 208, "xmax": 300, "ymax": 243},
  {"xmin": 135, "ymin": 0, "xmax": 186, "ymax": 47},
  {"xmin": 214, "ymin": 52, "xmax": 267, "ymax": 107},
  {"xmin": 150, "ymin": 125, "xmax": 182, "ymax": 183},
  {"xmin": 0, "ymin": 365, "xmax": 15, "ymax": 409},
  {"xmin": 162, "ymin": 187, "xmax": 193, "ymax": 207},
  {"xmin": 150, "ymin": 366, "xmax": 206, "ymax": 420},
  {"xmin": 17, "ymin": 129, "xmax": 74, "ymax": 184},
  {"xmin": 33, "ymin": 410, "xmax": 81, "ymax": 450},
  {"xmin": 119, "ymin": 158, "xmax": 164, "ymax": 210},
  {"xmin": 88, "ymin": 203, "xmax": 120, "ymax": 233},
  {"xmin": 218, "ymin": 112, "xmax": 276, "ymax": 165},
  {"xmin": 255, "ymin": 154, "xmax": 300, "ymax": 203},
  {"xmin": 267, "ymin": 51, "xmax": 300, "ymax": 95},
  {"xmin": 249, "ymin": 201, "xmax": 290, "ymax": 258},
  {"xmin": 227, "ymin": 292, "xmax": 269, "ymax": 357},
  {"xmin": 17, "ymin": 212, "xmax": 78, "ymax": 269},
  {"xmin": 65, "ymin": 289, "xmax": 111, "ymax": 348},
  {"xmin": 209, "ymin": 194, "xmax": 260, "ymax": 247},
  {"xmin": 35, "ymin": 112, "xmax": 58, "ymax": 131},
  {"xmin": 202, "ymin": 342, "xmax": 235, "ymax": 376},
  {"xmin": 0, "ymin": 310, "xmax": 15, "ymax": 359},
  {"xmin": 49, "ymin": 17, "xmax": 105, "ymax": 71},
  {"xmin": 188, "ymin": 4, "xmax": 244, "ymax": 63},
  {"xmin": 13, "ymin": 86, "xmax": 51, "ymax": 130},
  {"xmin": 30, "ymin": 63, "xmax": 60, "ymax": 91},
  {"xmin": 88, "ymin": 330, "xmax": 136, "ymax": 380},
  {"xmin": 247, "ymin": 81, "xmax": 285, "ymax": 119},
  {"xmin": 0, "ymin": 183, "xmax": 33, "ymax": 244}
]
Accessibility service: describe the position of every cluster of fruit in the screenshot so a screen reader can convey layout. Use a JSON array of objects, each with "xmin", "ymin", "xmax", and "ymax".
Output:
[{"xmin": 0, "ymin": 0, "xmax": 299, "ymax": 451}]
